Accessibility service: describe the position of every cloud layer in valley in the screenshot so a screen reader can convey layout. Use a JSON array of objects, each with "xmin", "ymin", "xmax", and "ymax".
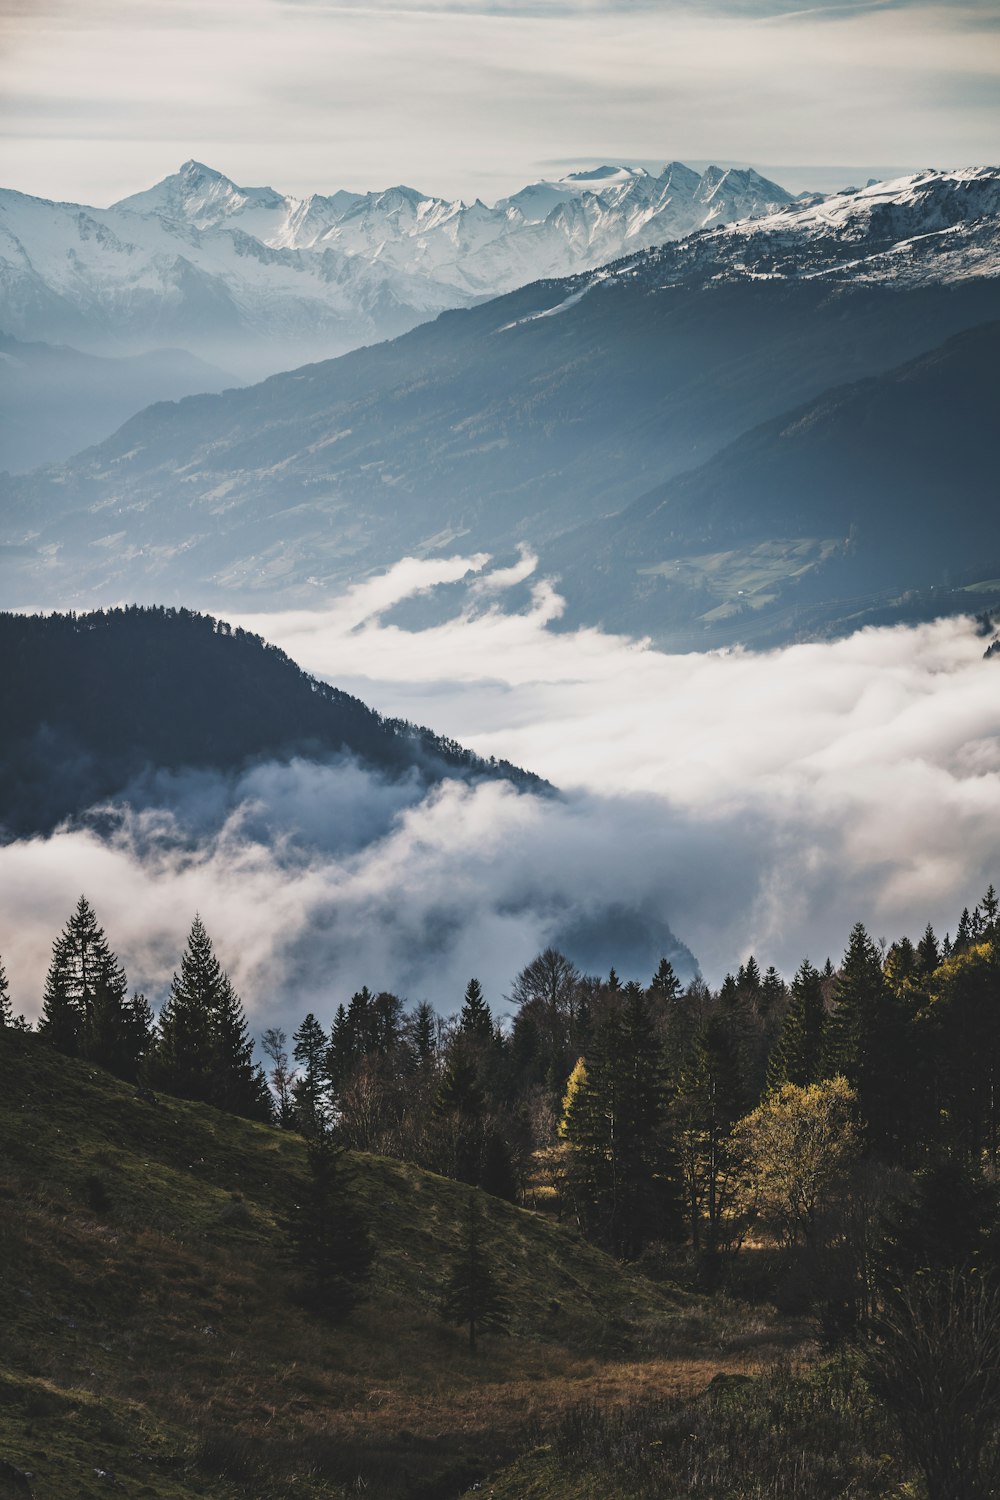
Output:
[{"xmin": 4, "ymin": 553, "xmax": 1000, "ymax": 1035}]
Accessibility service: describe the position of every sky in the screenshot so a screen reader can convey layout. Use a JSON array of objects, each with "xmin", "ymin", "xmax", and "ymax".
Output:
[
  {"xmin": 5, "ymin": 555, "xmax": 1000, "ymax": 1031},
  {"xmin": 1, "ymin": 0, "xmax": 998, "ymax": 206}
]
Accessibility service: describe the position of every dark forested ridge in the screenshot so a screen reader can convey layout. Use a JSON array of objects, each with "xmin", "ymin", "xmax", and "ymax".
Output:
[{"xmin": 0, "ymin": 606, "xmax": 545, "ymax": 835}]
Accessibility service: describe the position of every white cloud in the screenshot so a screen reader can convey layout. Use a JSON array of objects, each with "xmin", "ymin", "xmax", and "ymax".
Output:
[
  {"xmin": 3, "ymin": 554, "xmax": 999, "ymax": 1034},
  {"xmin": 1, "ymin": 0, "xmax": 995, "ymax": 206}
]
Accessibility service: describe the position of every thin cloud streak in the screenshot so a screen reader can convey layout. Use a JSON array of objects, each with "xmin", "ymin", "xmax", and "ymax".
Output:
[{"xmin": 1, "ymin": 0, "xmax": 996, "ymax": 205}]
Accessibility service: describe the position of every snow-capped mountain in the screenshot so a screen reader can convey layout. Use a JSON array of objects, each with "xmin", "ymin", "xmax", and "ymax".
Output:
[
  {"xmin": 2, "ymin": 163, "xmax": 997, "ymax": 623},
  {"xmin": 619, "ymin": 166, "xmax": 1000, "ymax": 289},
  {"xmin": 0, "ymin": 159, "xmax": 795, "ymax": 376}
]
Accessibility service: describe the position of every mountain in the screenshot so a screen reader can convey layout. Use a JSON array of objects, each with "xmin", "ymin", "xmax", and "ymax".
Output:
[
  {"xmin": 0, "ymin": 158, "xmax": 795, "ymax": 378},
  {"xmin": 0, "ymin": 333, "xmax": 234, "ymax": 473},
  {"xmin": 0, "ymin": 167, "xmax": 998, "ymax": 625},
  {"xmin": 0, "ymin": 606, "xmax": 545, "ymax": 837},
  {"xmin": 546, "ymin": 321, "xmax": 1000, "ymax": 647}
]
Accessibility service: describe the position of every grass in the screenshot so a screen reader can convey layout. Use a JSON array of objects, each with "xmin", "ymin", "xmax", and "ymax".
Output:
[{"xmin": 0, "ymin": 1030, "xmax": 808, "ymax": 1498}]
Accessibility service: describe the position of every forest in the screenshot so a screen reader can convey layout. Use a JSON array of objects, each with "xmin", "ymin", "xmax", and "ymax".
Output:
[{"xmin": 7, "ymin": 885, "xmax": 1000, "ymax": 1497}]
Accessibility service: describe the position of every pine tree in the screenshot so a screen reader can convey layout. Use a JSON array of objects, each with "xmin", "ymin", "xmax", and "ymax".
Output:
[
  {"xmin": 152, "ymin": 916, "xmax": 268, "ymax": 1118},
  {"xmin": 768, "ymin": 960, "xmax": 827, "ymax": 1090},
  {"xmin": 674, "ymin": 1012, "xmax": 748, "ymax": 1260},
  {"xmin": 38, "ymin": 897, "xmax": 143, "ymax": 1074},
  {"xmin": 293, "ymin": 1012, "xmax": 330, "ymax": 1134},
  {"xmin": 649, "ymin": 957, "xmax": 682, "ymax": 1003},
  {"xmin": 759, "ymin": 966, "xmax": 787, "ymax": 1019},
  {"xmin": 0, "ymin": 956, "xmax": 27, "ymax": 1030},
  {"xmin": 288, "ymin": 1124, "xmax": 372, "ymax": 1319},
  {"xmin": 409, "ymin": 1001, "xmax": 437, "ymax": 1066},
  {"xmin": 562, "ymin": 986, "xmax": 682, "ymax": 1258},
  {"xmin": 212, "ymin": 971, "xmax": 270, "ymax": 1120},
  {"xmin": 826, "ymin": 922, "xmax": 909, "ymax": 1154},
  {"xmin": 327, "ymin": 1004, "xmax": 354, "ymax": 1092},
  {"xmin": 440, "ymin": 1194, "xmax": 508, "ymax": 1353},
  {"xmin": 457, "ymin": 978, "xmax": 492, "ymax": 1042},
  {"xmin": 917, "ymin": 924, "xmax": 941, "ymax": 977}
]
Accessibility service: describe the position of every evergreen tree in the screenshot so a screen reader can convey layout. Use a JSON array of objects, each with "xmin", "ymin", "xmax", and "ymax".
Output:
[
  {"xmin": 0, "ymin": 956, "xmax": 27, "ymax": 1030},
  {"xmin": 457, "ymin": 978, "xmax": 493, "ymax": 1042},
  {"xmin": 768, "ymin": 960, "xmax": 827, "ymax": 1090},
  {"xmin": 917, "ymin": 924, "xmax": 941, "ymax": 977},
  {"xmin": 293, "ymin": 1012, "xmax": 330, "ymax": 1133},
  {"xmin": 151, "ymin": 916, "xmax": 269, "ymax": 1118},
  {"xmin": 288, "ymin": 1124, "xmax": 372, "ymax": 1319},
  {"xmin": 674, "ymin": 1012, "xmax": 748, "ymax": 1261},
  {"xmin": 562, "ymin": 985, "xmax": 682, "ymax": 1258},
  {"xmin": 212, "ymin": 971, "xmax": 270, "ymax": 1119},
  {"xmin": 759, "ymin": 965, "xmax": 787, "ymax": 1019},
  {"xmin": 38, "ymin": 897, "xmax": 144, "ymax": 1075},
  {"xmin": 327, "ymin": 1004, "xmax": 354, "ymax": 1092},
  {"xmin": 440, "ymin": 1194, "xmax": 508, "ymax": 1352},
  {"xmin": 649, "ymin": 957, "xmax": 682, "ymax": 1003},
  {"xmin": 409, "ymin": 1000, "xmax": 437, "ymax": 1066},
  {"xmin": 826, "ymin": 922, "xmax": 910, "ymax": 1155}
]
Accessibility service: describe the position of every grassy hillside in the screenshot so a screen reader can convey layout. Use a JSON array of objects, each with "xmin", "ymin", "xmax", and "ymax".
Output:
[{"xmin": 0, "ymin": 1030, "xmax": 798, "ymax": 1500}]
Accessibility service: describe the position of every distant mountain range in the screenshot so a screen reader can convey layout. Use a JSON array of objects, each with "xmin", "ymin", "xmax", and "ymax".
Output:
[
  {"xmin": 0, "ymin": 333, "xmax": 233, "ymax": 473},
  {"xmin": 0, "ymin": 159, "xmax": 796, "ymax": 378},
  {"xmin": 0, "ymin": 606, "xmax": 545, "ymax": 837},
  {"xmin": 1, "ymin": 165, "xmax": 998, "ymax": 648}
]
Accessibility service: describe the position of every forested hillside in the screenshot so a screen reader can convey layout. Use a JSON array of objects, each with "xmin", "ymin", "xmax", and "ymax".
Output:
[
  {"xmin": 0, "ymin": 606, "xmax": 544, "ymax": 836},
  {"xmin": 7, "ymin": 882, "xmax": 1000, "ymax": 1497}
]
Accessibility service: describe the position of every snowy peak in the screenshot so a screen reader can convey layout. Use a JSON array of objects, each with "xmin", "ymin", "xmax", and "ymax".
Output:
[
  {"xmin": 113, "ymin": 159, "xmax": 286, "ymax": 231},
  {"xmin": 608, "ymin": 164, "xmax": 1000, "ymax": 291},
  {"xmin": 4, "ymin": 159, "xmax": 990, "ymax": 383}
]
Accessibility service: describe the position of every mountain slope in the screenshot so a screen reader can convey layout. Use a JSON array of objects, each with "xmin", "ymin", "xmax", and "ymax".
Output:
[
  {"xmin": 0, "ymin": 334, "xmax": 234, "ymax": 473},
  {"xmin": 2, "ymin": 1027, "xmax": 759, "ymax": 1500},
  {"xmin": 0, "ymin": 606, "xmax": 544, "ymax": 837},
  {"xmin": 1, "ymin": 166, "xmax": 997, "ymax": 619},
  {"xmin": 0, "ymin": 158, "xmax": 795, "ymax": 378},
  {"xmin": 547, "ymin": 321, "xmax": 1000, "ymax": 647}
]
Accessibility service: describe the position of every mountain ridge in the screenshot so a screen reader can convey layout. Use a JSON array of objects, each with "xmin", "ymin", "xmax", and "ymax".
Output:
[
  {"xmin": 0, "ymin": 605, "xmax": 546, "ymax": 838},
  {"xmin": 0, "ymin": 158, "xmax": 796, "ymax": 377}
]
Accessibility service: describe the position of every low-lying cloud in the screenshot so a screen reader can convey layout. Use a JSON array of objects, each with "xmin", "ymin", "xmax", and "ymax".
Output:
[{"xmin": 4, "ymin": 552, "xmax": 999, "ymax": 1031}]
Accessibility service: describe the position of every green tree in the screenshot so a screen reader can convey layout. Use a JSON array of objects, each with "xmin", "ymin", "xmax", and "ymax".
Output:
[
  {"xmin": 288, "ymin": 1125, "xmax": 372, "ymax": 1320},
  {"xmin": 440, "ymin": 1194, "xmax": 508, "ymax": 1353},
  {"xmin": 923, "ymin": 943, "xmax": 1000, "ymax": 1168},
  {"xmin": 768, "ymin": 960, "xmax": 827, "ymax": 1090},
  {"xmin": 673, "ymin": 1012, "xmax": 748, "ymax": 1261},
  {"xmin": 0, "ymin": 955, "xmax": 27, "ymax": 1031},
  {"xmin": 457, "ymin": 978, "xmax": 493, "ymax": 1042},
  {"xmin": 826, "ymin": 922, "xmax": 909, "ymax": 1154},
  {"xmin": 293, "ymin": 1012, "xmax": 329, "ymax": 1134},
  {"xmin": 151, "ymin": 916, "xmax": 269, "ymax": 1118},
  {"xmin": 38, "ymin": 896, "xmax": 147, "ymax": 1077},
  {"xmin": 562, "ymin": 985, "xmax": 682, "ymax": 1258}
]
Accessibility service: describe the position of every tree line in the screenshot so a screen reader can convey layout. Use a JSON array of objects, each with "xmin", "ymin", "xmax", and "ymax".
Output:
[{"xmin": 7, "ymin": 885, "xmax": 1000, "ymax": 1297}]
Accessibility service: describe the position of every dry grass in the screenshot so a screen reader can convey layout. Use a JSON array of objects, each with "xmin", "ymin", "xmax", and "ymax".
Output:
[{"xmin": 0, "ymin": 1029, "xmax": 811, "ymax": 1498}]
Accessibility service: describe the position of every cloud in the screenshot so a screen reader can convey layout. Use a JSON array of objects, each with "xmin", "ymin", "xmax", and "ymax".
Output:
[
  {"xmin": 1, "ymin": 0, "xmax": 996, "ymax": 206},
  {"xmin": 4, "ymin": 552, "xmax": 999, "ymax": 1037}
]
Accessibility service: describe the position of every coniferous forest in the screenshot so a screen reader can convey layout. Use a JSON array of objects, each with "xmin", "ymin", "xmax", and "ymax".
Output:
[{"xmin": 6, "ymin": 883, "xmax": 1000, "ymax": 1496}]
